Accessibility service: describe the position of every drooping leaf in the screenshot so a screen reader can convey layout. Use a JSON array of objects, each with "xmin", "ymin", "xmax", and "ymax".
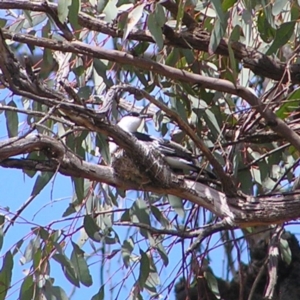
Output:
[
  {"xmin": 167, "ymin": 195, "xmax": 184, "ymax": 218},
  {"xmin": 53, "ymin": 252, "xmax": 80, "ymax": 287},
  {"xmin": 204, "ymin": 270, "xmax": 221, "ymax": 299},
  {"xmin": 57, "ymin": 0, "xmax": 72, "ymax": 23},
  {"xmin": 123, "ymin": 4, "xmax": 145, "ymax": 41},
  {"xmin": 4, "ymin": 100, "xmax": 18, "ymax": 137},
  {"xmin": 129, "ymin": 199, "xmax": 151, "ymax": 238},
  {"xmin": 280, "ymin": 238, "xmax": 292, "ymax": 265},
  {"xmin": 209, "ymin": 17, "xmax": 227, "ymax": 54},
  {"xmin": 138, "ymin": 249, "xmax": 150, "ymax": 289},
  {"xmin": 72, "ymin": 177, "xmax": 85, "ymax": 204},
  {"xmin": 266, "ymin": 22, "xmax": 295, "ymax": 55},
  {"xmin": 122, "ymin": 237, "xmax": 134, "ymax": 267},
  {"xmin": 0, "ymin": 251, "xmax": 13, "ymax": 300},
  {"xmin": 71, "ymin": 242, "xmax": 93, "ymax": 287},
  {"xmin": 20, "ymin": 237, "xmax": 40, "ymax": 265},
  {"xmin": 19, "ymin": 275, "xmax": 34, "ymax": 300},
  {"xmin": 31, "ymin": 172, "xmax": 53, "ymax": 196},
  {"xmin": 91, "ymin": 285, "xmax": 105, "ymax": 300},
  {"xmin": 69, "ymin": 0, "xmax": 81, "ymax": 32},
  {"xmin": 83, "ymin": 215, "xmax": 102, "ymax": 242}
]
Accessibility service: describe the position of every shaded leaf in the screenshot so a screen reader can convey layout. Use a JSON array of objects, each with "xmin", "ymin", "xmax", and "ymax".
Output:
[
  {"xmin": 69, "ymin": 0, "xmax": 81, "ymax": 32},
  {"xmin": 0, "ymin": 251, "xmax": 13, "ymax": 300},
  {"xmin": 122, "ymin": 237, "xmax": 134, "ymax": 267},
  {"xmin": 31, "ymin": 172, "xmax": 53, "ymax": 196},
  {"xmin": 92, "ymin": 285, "xmax": 105, "ymax": 300},
  {"xmin": 148, "ymin": 13, "xmax": 163, "ymax": 50},
  {"xmin": 209, "ymin": 17, "xmax": 226, "ymax": 54},
  {"xmin": 280, "ymin": 238, "xmax": 292, "ymax": 265},
  {"xmin": 130, "ymin": 199, "xmax": 151, "ymax": 238},
  {"xmin": 72, "ymin": 177, "xmax": 85, "ymax": 204},
  {"xmin": 266, "ymin": 22, "xmax": 295, "ymax": 55},
  {"xmin": 167, "ymin": 195, "xmax": 184, "ymax": 218},
  {"xmin": 53, "ymin": 253, "xmax": 80, "ymax": 287},
  {"xmin": 83, "ymin": 215, "xmax": 102, "ymax": 242},
  {"xmin": 20, "ymin": 237, "xmax": 40, "ymax": 265},
  {"xmin": 4, "ymin": 100, "xmax": 18, "ymax": 137},
  {"xmin": 71, "ymin": 242, "xmax": 93, "ymax": 287},
  {"xmin": 138, "ymin": 250, "xmax": 150, "ymax": 289},
  {"xmin": 150, "ymin": 205, "xmax": 170, "ymax": 228},
  {"xmin": 19, "ymin": 275, "xmax": 34, "ymax": 300},
  {"xmin": 57, "ymin": 0, "xmax": 72, "ymax": 23},
  {"xmin": 222, "ymin": 0, "xmax": 237, "ymax": 11},
  {"xmin": 257, "ymin": 11, "xmax": 276, "ymax": 43},
  {"xmin": 204, "ymin": 270, "xmax": 221, "ymax": 299}
]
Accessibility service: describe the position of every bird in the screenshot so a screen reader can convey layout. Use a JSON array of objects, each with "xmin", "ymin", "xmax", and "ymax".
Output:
[
  {"xmin": 109, "ymin": 112, "xmax": 216, "ymax": 179},
  {"xmin": 108, "ymin": 112, "xmax": 150, "ymax": 155}
]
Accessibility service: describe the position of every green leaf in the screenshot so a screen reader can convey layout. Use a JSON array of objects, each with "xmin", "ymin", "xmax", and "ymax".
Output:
[
  {"xmin": 5, "ymin": 100, "xmax": 18, "ymax": 137},
  {"xmin": 130, "ymin": 199, "xmax": 151, "ymax": 238},
  {"xmin": 96, "ymin": 133, "xmax": 110, "ymax": 164},
  {"xmin": 266, "ymin": 22, "xmax": 295, "ymax": 55},
  {"xmin": 43, "ymin": 282, "xmax": 69, "ymax": 300},
  {"xmin": 148, "ymin": 13, "xmax": 164, "ymax": 50},
  {"xmin": 280, "ymin": 238, "xmax": 292, "ymax": 265},
  {"xmin": 83, "ymin": 215, "xmax": 102, "ymax": 242},
  {"xmin": 92, "ymin": 285, "xmax": 105, "ymax": 300},
  {"xmin": 19, "ymin": 275, "xmax": 34, "ymax": 300},
  {"xmin": 31, "ymin": 172, "xmax": 53, "ymax": 196},
  {"xmin": 122, "ymin": 237, "xmax": 134, "ymax": 267},
  {"xmin": 276, "ymin": 88, "xmax": 300, "ymax": 119},
  {"xmin": 155, "ymin": 240, "xmax": 169, "ymax": 266},
  {"xmin": 123, "ymin": 4, "xmax": 145, "ymax": 40},
  {"xmin": 0, "ymin": 251, "xmax": 13, "ymax": 300},
  {"xmin": 167, "ymin": 195, "xmax": 184, "ymax": 218},
  {"xmin": 208, "ymin": 17, "xmax": 226, "ymax": 54},
  {"xmin": 71, "ymin": 242, "xmax": 93, "ymax": 287},
  {"xmin": 138, "ymin": 250, "xmax": 150, "ymax": 289},
  {"xmin": 204, "ymin": 270, "xmax": 221, "ymax": 299},
  {"xmin": 150, "ymin": 205, "xmax": 170, "ymax": 228},
  {"xmin": 102, "ymin": 0, "xmax": 118, "ymax": 23},
  {"xmin": 257, "ymin": 12, "xmax": 276, "ymax": 43},
  {"xmin": 0, "ymin": 18, "xmax": 7, "ymax": 28},
  {"xmin": 222, "ymin": 0, "xmax": 237, "ymax": 11},
  {"xmin": 53, "ymin": 253, "xmax": 80, "ymax": 287},
  {"xmin": 20, "ymin": 237, "xmax": 40, "ymax": 265},
  {"xmin": 57, "ymin": 0, "xmax": 72, "ymax": 23},
  {"xmin": 69, "ymin": 0, "xmax": 81, "ymax": 31},
  {"xmin": 72, "ymin": 177, "xmax": 85, "ymax": 204},
  {"xmin": 227, "ymin": 25, "xmax": 240, "ymax": 84}
]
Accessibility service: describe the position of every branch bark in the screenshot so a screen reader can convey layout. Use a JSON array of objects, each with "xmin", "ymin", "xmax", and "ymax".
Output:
[
  {"xmin": 1, "ymin": 134, "xmax": 300, "ymax": 227},
  {"xmin": 0, "ymin": 0, "xmax": 299, "ymax": 83},
  {"xmin": 1, "ymin": 29, "xmax": 300, "ymax": 160}
]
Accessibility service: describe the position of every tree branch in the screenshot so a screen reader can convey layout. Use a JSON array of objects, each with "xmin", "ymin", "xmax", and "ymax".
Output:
[
  {"xmin": 0, "ymin": 0, "xmax": 298, "ymax": 83},
  {"xmin": 1, "ymin": 135, "xmax": 300, "ymax": 226}
]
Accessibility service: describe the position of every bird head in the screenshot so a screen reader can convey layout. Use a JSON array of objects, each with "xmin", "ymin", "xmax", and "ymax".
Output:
[{"xmin": 117, "ymin": 112, "xmax": 151, "ymax": 133}]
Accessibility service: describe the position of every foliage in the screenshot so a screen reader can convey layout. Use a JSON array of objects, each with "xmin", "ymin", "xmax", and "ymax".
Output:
[{"xmin": 0, "ymin": 0, "xmax": 299, "ymax": 299}]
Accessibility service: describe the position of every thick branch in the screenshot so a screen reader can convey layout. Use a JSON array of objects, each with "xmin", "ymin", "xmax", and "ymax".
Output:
[
  {"xmin": 1, "ymin": 135, "xmax": 300, "ymax": 226},
  {"xmin": 0, "ymin": 0, "xmax": 299, "ymax": 83},
  {"xmin": 1, "ymin": 29, "xmax": 300, "ymax": 159}
]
